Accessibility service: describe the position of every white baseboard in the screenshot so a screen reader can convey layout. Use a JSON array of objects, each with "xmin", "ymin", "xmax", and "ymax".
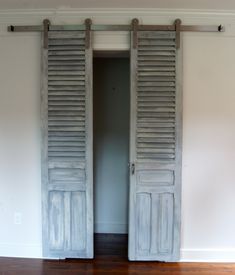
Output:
[
  {"xmin": 0, "ymin": 243, "xmax": 42, "ymax": 258},
  {"xmin": 94, "ymin": 222, "xmax": 128, "ymax": 234},
  {"xmin": 0, "ymin": 243, "xmax": 235, "ymax": 262},
  {"xmin": 180, "ymin": 248, "xmax": 235, "ymax": 262}
]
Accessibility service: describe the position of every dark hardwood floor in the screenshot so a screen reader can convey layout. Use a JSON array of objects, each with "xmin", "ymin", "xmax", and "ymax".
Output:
[{"xmin": 0, "ymin": 234, "xmax": 234, "ymax": 275}]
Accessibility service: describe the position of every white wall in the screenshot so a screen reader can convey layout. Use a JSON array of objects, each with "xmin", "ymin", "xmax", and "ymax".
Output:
[
  {"xmin": 181, "ymin": 34, "xmax": 235, "ymax": 261},
  {"xmin": 0, "ymin": 9, "xmax": 235, "ymax": 261},
  {"xmin": 0, "ymin": 35, "xmax": 42, "ymax": 257}
]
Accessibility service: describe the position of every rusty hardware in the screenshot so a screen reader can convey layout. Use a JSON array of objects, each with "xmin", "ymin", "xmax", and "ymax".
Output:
[
  {"xmin": 132, "ymin": 18, "xmax": 139, "ymax": 49},
  {"xmin": 85, "ymin": 18, "xmax": 92, "ymax": 49},
  {"xmin": 43, "ymin": 19, "xmax": 50, "ymax": 49},
  {"xmin": 175, "ymin": 18, "xmax": 182, "ymax": 50}
]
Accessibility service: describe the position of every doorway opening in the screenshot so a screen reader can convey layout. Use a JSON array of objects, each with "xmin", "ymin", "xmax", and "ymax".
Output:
[{"xmin": 93, "ymin": 51, "xmax": 130, "ymax": 257}]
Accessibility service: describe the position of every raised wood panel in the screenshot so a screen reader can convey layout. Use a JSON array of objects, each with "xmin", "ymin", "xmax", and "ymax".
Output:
[
  {"xmin": 136, "ymin": 193, "xmax": 151, "ymax": 253},
  {"xmin": 137, "ymin": 170, "xmax": 174, "ymax": 186},
  {"xmin": 159, "ymin": 193, "xmax": 174, "ymax": 254},
  {"xmin": 135, "ymin": 192, "xmax": 174, "ymax": 258},
  {"xmin": 71, "ymin": 192, "xmax": 86, "ymax": 251},
  {"xmin": 48, "ymin": 168, "xmax": 85, "ymax": 183},
  {"xmin": 49, "ymin": 191, "xmax": 64, "ymax": 250},
  {"xmin": 48, "ymin": 191, "xmax": 87, "ymax": 253}
]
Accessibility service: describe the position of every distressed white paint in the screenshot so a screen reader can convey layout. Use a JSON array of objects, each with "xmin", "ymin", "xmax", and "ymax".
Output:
[
  {"xmin": 41, "ymin": 30, "xmax": 94, "ymax": 259},
  {"xmin": 0, "ymin": 9, "xmax": 235, "ymax": 261},
  {"xmin": 128, "ymin": 30, "xmax": 182, "ymax": 261}
]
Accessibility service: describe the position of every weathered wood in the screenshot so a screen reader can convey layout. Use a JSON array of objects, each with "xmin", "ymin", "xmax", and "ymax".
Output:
[
  {"xmin": 138, "ymin": 51, "xmax": 176, "ymax": 56},
  {"xmin": 84, "ymin": 22, "xmax": 94, "ymax": 259},
  {"xmin": 138, "ymin": 31, "xmax": 176, "ymax": 39},
  {"xmin": 138, "ymin": 61, "xmax": 175, "ymax": 66},
  {"xmin": 48, "ymin": 50, "xmax": 85, "ymax": 56},
  {"xmin": 137, "ymin": 143, "xmax": 175, "ymax": 149},
  {"xmin": 71, "ymin": 192, "xmax": 86, "ymax": 251},
  {"xmin": 138, "ymin": 97, "xmax": 174, "ymax": 103},
  {"xmin": 128, "ymin": 29, "xmax": 138, "ymax": 261},
  {"xmin": 48, "ymin": 117, "xmax": 85, "ymax": 122},
  {"xmin": 138, "ymin": 170, "xmax": 174, "ymax": 185},
  {"xmin": 173, "ymin": 33, "xmax": 183, "ymax": 262},
  {"xmin": 138, "ymin": 56, "xmax": 176, "ymax": 61},
  {"xmin": 48, "ymin": 81, "xmax": 85, "ymax": 86},
  {"xmin": 138, "ymin": 84, "xmax": 175, "ymax": 89},
  {"xmin": 139, "ymin": 71, "xmax": 175, "ymax": 76},
  {"xmin": 139, "ymin": 46, "xmax": 176, "ymax": 51},
  {"xmin": 129, "ymin": 30, "xmax": 182, "ymax": 262},
  {"xmin": 41, "ymin": 30, "xmax": 93, "ymax": 259},
  {"xmin": 48, "ymin": 86, "xmax": 85, "ymax": 91},
  {"xmin": 49, "ymin": 66, "xmax": 85, "ymax": 71},
  {"xmin": 138, "ymin": 122, "xmax": 175, "ymax": 127},
  {"xmin": 138, "ymin": 77, "xmax": 175, "ymax": 82},
  {"xmin": 139, "ymin": 40, "xmax": 176, "ymax": 46},
  {"xmin": 48, "ymin": 39, "xmax": 85, "ymax": 46},
  {"xmin": 48, "ymin": 146, "xmax": 85, "ymax": 152},
  {"xmin": 48, "ymin": 56, "xmax": 85, "ymax": 61},
  {"xmin": 48, "ymin": 100, "xmax": 85, "ymax": 104},
  {"xmin": 41, "ymin": 21, "xmax": 49, "ymax": 259},
  {"xmin": 137, "ymin": 128, "xmax": 175, "ymax": 133},
  {"xmin": 48, "ymin": 183, "xmax": 86, "ymax": 191},
  {"xmin": 137, "ymin": 148, "xmax": 174, "ymax": 154},
  {"xmin": 49, "ymin": 45, "xmax": 85, "ymax": 51},
  {"xmin": 136, "ymin": 193, "xmax": 151, "ymax": 251},
  {"xmin": 49, "ymin": 141, "xmax": 85, "ymax": 146},
  {"xmin": 48, "ymin": 71, "xmax": 85, "ymax": 75},
  {"xmin": 49, "ymin": 151, "xmax": 85, "ymax": 157},
  {"xmin": 138, "ymin": 67, "xmax": 175, "ymax": 71},
  {"xmin": 48, "ymin": 31, "xmax": 85, "ymax": 39},
  {"xmin": 48, "ymin": 121, "xmax": 85, "ymax": 127},
  {"xmin": 48, "ymin": 161, "xmax": 85, "ymax": 169}
]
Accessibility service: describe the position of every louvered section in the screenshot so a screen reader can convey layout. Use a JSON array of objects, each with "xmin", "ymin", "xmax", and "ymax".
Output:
[
  {"xmin": 136, "ymin": 31, "xmax": 176, "ymax": 161},
  {"xmin": 47, "ymin": 31, "xmax": 86, "ymax": 163}
]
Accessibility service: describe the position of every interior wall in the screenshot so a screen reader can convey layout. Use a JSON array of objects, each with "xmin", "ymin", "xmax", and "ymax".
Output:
[
  {"xmin": 93, "ymin": 58, "xmax": 130, "ymax": 234},
  {"xmin": 0, "ymin": 9, "xmax": 235, "ymax": 261},
  {"xmin": 0, "ymin": 35, "xmax": 42, "ymax": 257},
  {"xmin": 181, "ymin": 34, "xmax": 235, "ymax": 261}
]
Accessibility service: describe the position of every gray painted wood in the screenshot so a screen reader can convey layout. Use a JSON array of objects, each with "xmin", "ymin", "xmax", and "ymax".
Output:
[
  {"xmin": 41, "ymin": 30, "xmax": 93, "ymax": 259},
  {"xmin": 129, "ymin": 30, "xmax": 182, "ymax": 262}
]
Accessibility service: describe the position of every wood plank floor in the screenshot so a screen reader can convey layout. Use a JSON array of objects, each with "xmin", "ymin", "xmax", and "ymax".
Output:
[{"xmin": 0, "ymin": 234, "xmax": 234, "ymax": 275}]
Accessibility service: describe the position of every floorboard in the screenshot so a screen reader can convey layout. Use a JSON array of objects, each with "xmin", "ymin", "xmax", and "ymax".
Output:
[{"xmin": 0, "ymin": 234, "xmax": 234, "ymax": 274}]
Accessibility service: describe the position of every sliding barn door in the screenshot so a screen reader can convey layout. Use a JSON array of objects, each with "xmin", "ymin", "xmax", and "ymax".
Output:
[
  {"xmin": 129, "ymin": 30, "xmax": 182, "ymax": 261},
  {"xmin": 41, "ymin": 30, "xmax": 93, "ymax": 258}
]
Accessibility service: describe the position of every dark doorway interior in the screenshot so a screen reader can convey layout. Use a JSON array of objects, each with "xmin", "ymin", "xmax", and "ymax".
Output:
[{"xmin": 93, "ymin": 53, "xmax": 130, "ymax": 257}]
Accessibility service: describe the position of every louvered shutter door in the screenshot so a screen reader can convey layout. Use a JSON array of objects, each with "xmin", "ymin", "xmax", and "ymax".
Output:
[
  {"xmin": 41, "ymin": 31, "xmax": 93, "ymax": 258},
  {"xmin": 129, "ymin": 31, "xmax": 182, "ymax": 261}
]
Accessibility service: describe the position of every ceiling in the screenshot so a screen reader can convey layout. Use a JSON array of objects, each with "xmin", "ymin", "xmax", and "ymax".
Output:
[{"xmin": 1, "ymin": 0, "xmax": 235, "ymax": 10}]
